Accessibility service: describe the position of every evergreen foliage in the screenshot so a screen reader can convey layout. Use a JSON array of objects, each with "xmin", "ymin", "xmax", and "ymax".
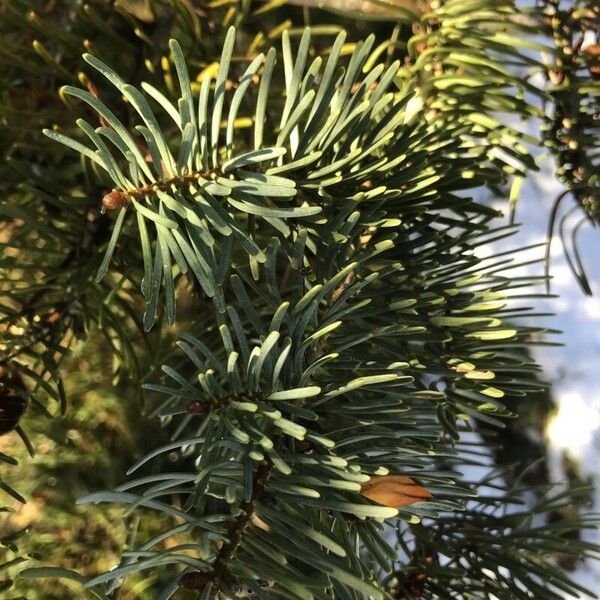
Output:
[
  {"xmin": 1, "ymin": 1, "xmax": 599, "ymax": 598},
  {"xmin": 540, "ymin": 0, "xmax": 599, "ymax": 294}
]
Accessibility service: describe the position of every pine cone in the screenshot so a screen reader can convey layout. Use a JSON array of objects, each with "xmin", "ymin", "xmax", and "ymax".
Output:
[{"xmin": 0, "ymin": 368, "xmax": 27, "ymax": 435}]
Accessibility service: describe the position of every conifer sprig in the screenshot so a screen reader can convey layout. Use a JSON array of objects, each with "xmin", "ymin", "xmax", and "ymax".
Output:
[{"xmin": 24, "ymin": 23, "xmax": 600, "ymax": 599}]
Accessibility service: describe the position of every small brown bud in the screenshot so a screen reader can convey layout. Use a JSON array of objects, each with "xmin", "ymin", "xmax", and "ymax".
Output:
[
  {"xmin": 45, "ymin": 310, "xmax": 61, "ymax": 324},
  {"xmin": 187, "ymin": 400, "xmax": 207, "ymax": 415},
  {"xmin": 0, "ymin": 368, "xmax": 27, "ymax": 436},
  {"xmin": 101, "ymin": 190, "xmax": 129, "ymax": 212}
]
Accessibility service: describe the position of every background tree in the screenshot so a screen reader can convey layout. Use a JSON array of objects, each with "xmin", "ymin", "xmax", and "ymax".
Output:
[{"xmin": 0, "ymin": 1, "xmax": 599, "ymax": 598}]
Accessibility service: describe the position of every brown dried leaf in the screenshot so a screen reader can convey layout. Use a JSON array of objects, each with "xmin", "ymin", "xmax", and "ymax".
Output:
[{"xmin": 360, "ymin": 475, "xmax": 432, "ymax": 508}]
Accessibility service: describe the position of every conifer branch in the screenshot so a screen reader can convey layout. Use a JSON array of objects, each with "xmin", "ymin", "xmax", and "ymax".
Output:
[{"xmin": 4, "ymin": 5, "xmax": 599, "ymax": 599}]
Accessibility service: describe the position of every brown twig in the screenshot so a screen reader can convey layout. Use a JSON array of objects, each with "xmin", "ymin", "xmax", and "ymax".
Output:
[
  {"xmin": 180, "ymin": 460, "xmax": 273, "ymax": 598},
  {"xmin": 102, "ymin": 169, "xmax": 218, "ymax": 212}
]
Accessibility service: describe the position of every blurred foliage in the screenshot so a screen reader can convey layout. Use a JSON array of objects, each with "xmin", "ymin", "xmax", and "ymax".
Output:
[{"xmin": 0, "ymin": 333, "xmax": 176, "ymax": 599}]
